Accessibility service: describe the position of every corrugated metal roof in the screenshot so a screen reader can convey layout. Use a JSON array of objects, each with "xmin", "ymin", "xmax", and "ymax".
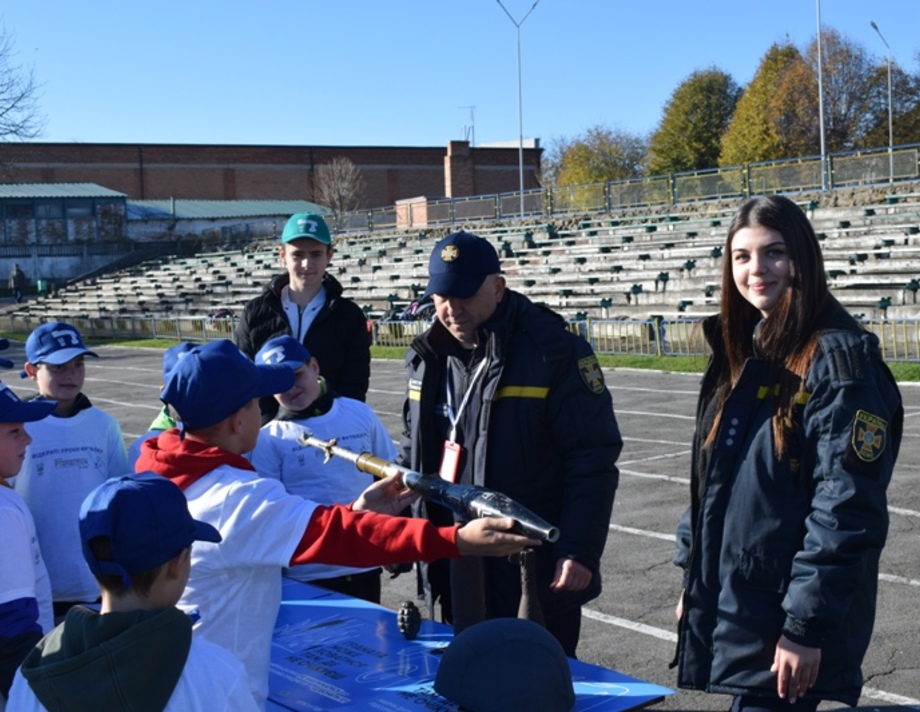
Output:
[
  {"xmin": 0, "ymin": 182, "xmax": 127, "ymax": 199},
  {"xmin": 127, "ymin": 199, "xmax": 329, "ymax": 221}
]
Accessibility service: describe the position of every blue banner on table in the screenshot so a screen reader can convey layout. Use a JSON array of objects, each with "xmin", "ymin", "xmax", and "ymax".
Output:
[{"xmin": 268, "ymin": 578, "xmax": 673, "ymax": 711}]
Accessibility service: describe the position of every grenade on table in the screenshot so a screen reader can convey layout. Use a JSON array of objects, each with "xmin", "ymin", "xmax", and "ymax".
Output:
[{"xmin": 397, "ymin": 600, "xmax": 422, "ymax": 640}]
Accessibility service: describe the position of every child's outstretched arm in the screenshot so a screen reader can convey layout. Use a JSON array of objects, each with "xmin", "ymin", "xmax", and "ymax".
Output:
[
  {"xmin": 352, "ymin": 474, "xmax": 418, "ymax": 515},
  {"xmin": 289, "ymin": 507, "xmax": 539, "ymax": 567}
]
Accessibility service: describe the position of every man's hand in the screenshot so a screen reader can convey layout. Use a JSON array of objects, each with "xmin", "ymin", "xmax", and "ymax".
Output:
[
  {"xmin": 456, "ymin": 517, "xmax": 540, "ymax": 557},
  {"xmin": 352, "ymin": 475, "xmax": 418, "ymax": 515},
  {"xmin": 771, "ymin": 634, "xmax": 821, "ymax": 703},
  {"xmin": 549, "ymin": 557, "xmax": 591, "ymax": 592}
]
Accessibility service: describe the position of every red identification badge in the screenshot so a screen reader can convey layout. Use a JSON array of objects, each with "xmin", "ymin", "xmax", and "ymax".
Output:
[{"xmin": 439, "ymin": 441, "xmax": 462, "ymax": 483}]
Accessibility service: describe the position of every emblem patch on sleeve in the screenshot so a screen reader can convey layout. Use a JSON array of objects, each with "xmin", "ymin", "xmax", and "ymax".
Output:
[
  {"xmin": 851, "ymin": 409, "xmax": 887, "ymax": 462},
  {"xmin": 578, "ymin": 355, "xmax": 606, "ymax": 395}
]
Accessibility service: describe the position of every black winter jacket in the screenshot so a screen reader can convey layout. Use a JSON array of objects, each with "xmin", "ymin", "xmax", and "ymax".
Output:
[
  {"xmin": 674, "ymin": 301, "xmax": 902, "ymax": 706},
  {"xmin": 234, "ymin": 272, "xmax": 370, "ymax": 417},
  {"xmin": 399, "ymin": 290, "xmax": 622, "ymax": 623}
]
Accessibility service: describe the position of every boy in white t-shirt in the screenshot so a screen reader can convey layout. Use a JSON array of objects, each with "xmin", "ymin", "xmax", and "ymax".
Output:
[
  {"xmin": 7, "ymin": 473, "xmax": 257, "ymax": 711},
  {"xmin": 134, "ymin": 339, "xmax": 538, "ymax": 708},
  {"xmin": 13, "ymin": 322, "xmax": 131, "ymax": 619},
  {"xmin": 0, "ymin": 381, "xmax": 56, "ymax": 711},
  {"xmin": 251, "ymin": 335, "xmax": 397, "ymax": 603}
]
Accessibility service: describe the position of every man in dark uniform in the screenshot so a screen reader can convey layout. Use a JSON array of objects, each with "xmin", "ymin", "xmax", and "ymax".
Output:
[{"xmin": 399, "ymin": 230, "xmax": 622, "ymax": 657}]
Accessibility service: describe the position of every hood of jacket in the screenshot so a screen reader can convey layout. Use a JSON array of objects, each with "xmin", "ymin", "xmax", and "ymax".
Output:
[
  {"xmin": 135, "ymin": 429, "xmax": 254, "ymax": 491},
  {"xmin": 148, "ymin": 406, "xmax": 177, "ymax": 432},
  {"xmin": 18, "ymin": 606, "xmax": 191, "ymax": 712}
]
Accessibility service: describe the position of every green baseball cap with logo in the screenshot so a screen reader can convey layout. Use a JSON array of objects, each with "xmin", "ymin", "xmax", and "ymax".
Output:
[{"xmin": 281, "ymin": 213, "xmax": 332, "ymax": 245}]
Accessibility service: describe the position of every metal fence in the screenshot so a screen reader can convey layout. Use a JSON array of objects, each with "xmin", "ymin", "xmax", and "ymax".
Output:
[
  {"xmin": 2, "ymin": 314, "xmax": 917, "ymax": 362},
  {"xmin": 327, "ymin": 143, "xmax": 920, "ymax": 232},
  {"xmin": 366, "ymin": 316, "xmax": 917, "ymax": 361}
]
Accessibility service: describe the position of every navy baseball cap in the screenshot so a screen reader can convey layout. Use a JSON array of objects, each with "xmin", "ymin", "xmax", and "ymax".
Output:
[
  {"xmin": 25, "ymin": 322, "xmax": 99, "ymax": 366},
  {"xmin": 80, "ymin": 472, "xmax": 222, "ymax": 588},
  {"xmin": 162, "ymin": 342, "xmax": 197, "ymax": 380},
  {"xmin": 0, "ymin": 382, "xmax": 56, "ymax": 422},
  {"xmin": 255, "ymin": 335, "xmax": 312, "ymax": 370},
  {"xmin": 160, "ymin": 339, "xmax": 294, "ymax": 430},
  {"xmin": 422, "ymin": 231, "xmax": 501, "ymax": 300},
  {"xmin": 434, "ymin": 618, "xmax": 575, "ymax": 712},
  {"xmin": 281, "ymin": 212, "xmax": 332, "ymax": 245}
]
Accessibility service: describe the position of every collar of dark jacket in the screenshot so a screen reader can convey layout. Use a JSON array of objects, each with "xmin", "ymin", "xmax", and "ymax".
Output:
[
  {"xmin": 29, "ymin": 391, "xmax": 92, "ymax": 417},
  {"xmin": 268, "ymin": 272, "xmax": 345, "ymax": 301},
  {"xmin": 276, "ymin": 387, "xmax": 339, "ymax": 421}
]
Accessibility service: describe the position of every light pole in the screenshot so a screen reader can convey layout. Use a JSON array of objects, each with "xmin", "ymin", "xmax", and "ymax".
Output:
[
  {"xmin": 496, "ymin": 0, "xmax": 541, "ymax": 218},
  {"xmin": 870, "ymin": 20, "xmax": 894, "ymax": 185},
  {"xmin": 815, "ymin": 0, "xmax": 827, "ymax": 190}
]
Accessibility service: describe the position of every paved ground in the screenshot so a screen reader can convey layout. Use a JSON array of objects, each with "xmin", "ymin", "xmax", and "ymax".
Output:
[{"xmin": 5, "ymin": 343, "xmax": 918, "ymax": 711}]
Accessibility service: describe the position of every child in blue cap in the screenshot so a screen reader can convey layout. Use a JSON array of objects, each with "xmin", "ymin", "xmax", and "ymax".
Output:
[
  {"xmin": 127, "ymin": 342, "xmax": 197, "ymax": 468},
  {"xmin": 0, "ymin": 383, "xmax": 56, "ymax": 707},
  {"xmin": 13, "ymin": 321, "xmax": 130, "ymax": 620},
  {"xmin": 250, "ymin": 335, "xmax": 399, "ymax": 603},
  {"xmin": 7, "ymin": 473, "xmax": 257, "ymax": 711},
  {"xmin": 135, "ymin": 339, "xmax": 538, "ymax": 707}
]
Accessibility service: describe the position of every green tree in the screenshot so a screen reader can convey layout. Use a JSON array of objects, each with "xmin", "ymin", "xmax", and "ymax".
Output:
[
  {"xmin": 648, "ymin": 67, "xmax": 740, "ymax": 175},
  {"xmin": 554, "ymin": 125, "xmax": 647, "ymax": 185},
  {"xmin": 720, "ymin": 42, "xmax": 801, "ymax": 166}
]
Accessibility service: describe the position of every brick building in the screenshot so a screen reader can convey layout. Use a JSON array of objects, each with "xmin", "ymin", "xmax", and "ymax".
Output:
[{"xmin": 0, "ymin": 140, "xmax": 541, "ymax": 208}]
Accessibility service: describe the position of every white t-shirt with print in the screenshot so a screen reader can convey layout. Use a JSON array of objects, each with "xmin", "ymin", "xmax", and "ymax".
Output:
[
  {"xmin": 12, "ymin": 407, "xmax": 130, "ymax": 602},
  {"xmin": 250, "ymin": 397, "xmax": 398, "ymax": 583}
]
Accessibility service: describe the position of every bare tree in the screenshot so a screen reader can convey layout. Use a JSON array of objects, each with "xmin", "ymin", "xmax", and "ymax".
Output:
[
  {"xmin": 0, "ymin": 24, "xmax": 44, "ymax": 142},
  {"xmin": 313, "ymin": 157, "xmax": 366, "ymax": 219}
]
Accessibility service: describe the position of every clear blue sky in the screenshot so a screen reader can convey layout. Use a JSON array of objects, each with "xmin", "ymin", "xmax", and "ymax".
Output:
[{"xmin": 5, "ymin": 1, "xmax": 918, "ymax": 148}]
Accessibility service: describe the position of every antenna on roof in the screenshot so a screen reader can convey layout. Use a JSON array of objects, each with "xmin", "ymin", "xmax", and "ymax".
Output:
[{"xmin": 458, "ymin": 105, "xmax": 476, "ymax": 146}]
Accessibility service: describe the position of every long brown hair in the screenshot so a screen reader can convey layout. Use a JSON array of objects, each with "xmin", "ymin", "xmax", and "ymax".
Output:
[{"xmin": 709, "ymin": 195, "xmax": 830, "ymax": 457}]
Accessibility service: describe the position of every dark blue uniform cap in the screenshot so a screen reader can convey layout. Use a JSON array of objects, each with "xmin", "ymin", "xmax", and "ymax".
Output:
[
  {"xmin": 422, "ymin": 231, "xmax": 501, "ymax": 300},
  {"xmin": 434, "ymin": 618, "xmax": 575, "ymax": 712}
]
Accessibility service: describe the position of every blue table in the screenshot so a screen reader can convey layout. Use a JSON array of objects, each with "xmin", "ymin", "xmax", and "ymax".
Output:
[{"xmin": 268, "ymin": 578, "xmax": 673, "ymax": 711}]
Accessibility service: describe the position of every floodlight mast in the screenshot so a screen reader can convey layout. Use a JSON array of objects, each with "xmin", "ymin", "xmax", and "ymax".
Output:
[
  {"xmin": 816, "ymin": 0, "xmax": 827, "ymax": 191},
  {"xmin": 496, "ymin": 0, "xmax": 541, "ymax": 218},
  {"xmin": 870, "ymin": 21, "xmax": 895, "ymax": 185}
]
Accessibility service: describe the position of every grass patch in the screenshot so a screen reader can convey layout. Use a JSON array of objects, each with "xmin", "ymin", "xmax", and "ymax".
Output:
[
  {"xmin": 6, "ymin": 334, "xmax": 918, "ymax": 381},
  {"xmin": 371, "ymin": 345, "xmax": 408, "ymax": 360},
  {"xmin": 888, "ymin": 361, "xmax": 920, "ymax": 381},
  {"xmin": 596, "ymin": 354, "xmax": 709, "ymax": 372}
]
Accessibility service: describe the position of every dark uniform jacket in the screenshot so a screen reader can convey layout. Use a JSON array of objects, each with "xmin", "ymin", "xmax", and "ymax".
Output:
[
  {"xmin": 399, "ymin": 289, "xmax": 622, "ymax": 624},
  {"xmin": 234, "ymin": 272, "xmax": 370, "ymax": 417},
  {"xmin": 674, "ymin": 301, "xmax": 903, "ymax": 706}
]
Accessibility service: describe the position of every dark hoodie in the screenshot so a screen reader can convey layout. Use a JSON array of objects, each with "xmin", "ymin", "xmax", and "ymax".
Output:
[{"xmin": 17, "ymin": 606, "xmax": 190, "ymax": 712}]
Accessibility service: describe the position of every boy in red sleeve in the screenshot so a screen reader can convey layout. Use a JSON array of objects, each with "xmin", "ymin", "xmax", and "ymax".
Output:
[{"xmin": 135, "ymin": 339, "xmax": 536, "ymax": 708}]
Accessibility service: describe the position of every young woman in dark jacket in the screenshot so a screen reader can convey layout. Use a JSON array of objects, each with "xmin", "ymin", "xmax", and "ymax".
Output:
[{"xmin": 674, "ymin": 195, "xmax": 902, "ymax": 710}]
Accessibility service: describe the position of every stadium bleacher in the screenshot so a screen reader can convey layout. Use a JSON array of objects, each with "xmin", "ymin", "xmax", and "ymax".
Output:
[{"xmin": 8, "ymin": 193, "xmax": 920, "ymax": 324}]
